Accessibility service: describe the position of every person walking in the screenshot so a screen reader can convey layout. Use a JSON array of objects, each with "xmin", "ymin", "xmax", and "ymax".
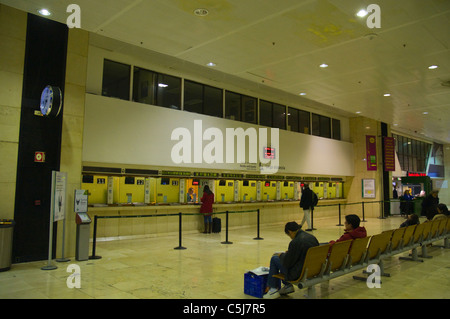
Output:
[{"xmin": 299, "ymin": 183, "xmax": 318, "ymax": 231}]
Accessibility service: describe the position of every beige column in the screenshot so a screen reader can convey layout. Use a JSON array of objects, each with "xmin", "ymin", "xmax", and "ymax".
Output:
[{"xmin": 0, "ymin": 5, "xmax": 27, "ymax": 220}]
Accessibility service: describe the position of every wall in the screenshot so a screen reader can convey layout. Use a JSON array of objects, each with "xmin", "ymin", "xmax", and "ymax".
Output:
[
  {"xmin": 346, "ymin": 117, "xmax": 386, "ymax": 218},
  {"xmin": 82, "ymin": 94, "xmax": 354, "ymax": 177},
  {"xmin": 57, "ymin": 28, "xmax": 89, "ymax": 258},
  {"xmin": 0, "ymin": 5, "xmax": 26, "ymax": 220}
]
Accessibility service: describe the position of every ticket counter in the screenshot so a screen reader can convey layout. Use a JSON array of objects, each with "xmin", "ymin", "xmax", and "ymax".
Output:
[{"xmin": 81, "ymin": 173, "xmax": 344, "ymax": 206}]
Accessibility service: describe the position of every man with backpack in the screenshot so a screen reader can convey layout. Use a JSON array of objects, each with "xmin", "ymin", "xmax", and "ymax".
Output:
[{"xmin": 299, "ymin": 183, "xmax": 318, "ymax": 231}]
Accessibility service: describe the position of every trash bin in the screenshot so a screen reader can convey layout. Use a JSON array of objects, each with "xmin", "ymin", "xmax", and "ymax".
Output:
[{"xmin": 0, "ymin": 219, "xmax": 15, "ymax": 272}]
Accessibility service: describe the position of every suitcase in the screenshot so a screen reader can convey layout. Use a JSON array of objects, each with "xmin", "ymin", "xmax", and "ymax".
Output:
[{"xmin": 212, "ymin": 217, "xmax": 221, "ymax": 233}]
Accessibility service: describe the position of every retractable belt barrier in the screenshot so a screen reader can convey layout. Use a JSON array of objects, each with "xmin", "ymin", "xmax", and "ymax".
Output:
[
  {"xmin": 89, "ymin": 209, "xmax": 261, "ymax": 258},
  {"xmin": 89, "ymin": 199, "xmax": 420, "ymax": 259}
]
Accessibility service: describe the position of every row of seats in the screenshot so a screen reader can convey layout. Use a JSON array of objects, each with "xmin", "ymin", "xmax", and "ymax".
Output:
[{"xmin": 273, "ymin": 217, "xmax": 449, "ymax": 298}]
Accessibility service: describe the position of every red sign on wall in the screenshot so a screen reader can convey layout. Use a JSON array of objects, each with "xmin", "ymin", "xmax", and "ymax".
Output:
[
  {"xmin": 34, "ymin": 151, "xmax": 46, "ymax": 163},
  {"xmin": 383, "ymin": 137, "xmax": 395, "ymax": 171},
  {"xmin": 366, "ymin": 135, "xmax": 377, "ymax": 171}
]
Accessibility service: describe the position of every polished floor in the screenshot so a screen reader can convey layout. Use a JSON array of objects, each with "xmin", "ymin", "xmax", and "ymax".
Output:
[{"xmin": 0, "ymin": 215, "xmax": 449, "ymax": 299}]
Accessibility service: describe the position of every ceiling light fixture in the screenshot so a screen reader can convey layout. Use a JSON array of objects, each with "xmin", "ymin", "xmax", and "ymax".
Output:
[
  {"xmin": 206, "ymin": 62, "xmax": 216, "ymax": 67},
  {"xmin": 422, "ymin": 111, "xmax": 428, "ymax": 115},
  {"xmin": 428, "ymin": 65, "xmax": 438, "ymax": 69},
  {"xmin": 319, "ymin": 63, "xmax": 328, "ymax": 68},
  {"xmin": 194, "ymin": 8, "xmax": 209, "ymax": 16},
  {"xmin": 356, "ymin": 111, "xmax": 361, "ymax": 114},
  {"xmin": 299, "ymin": 92, "xmax": 306, "ymax": 96},
  {"xmin": 38, "ymin": 8, "xmax": 51, "ymax": 16},
  {"xmin": 158, "ymin": 83, "xmax": 168, "ymax": 88},
  {"xmin": 357, "ymin": 9, "xmax": 368, "ymax": 17},
  {"xmin": 383, "ymin": 93, "xmax": 391, "ymax": 97}
]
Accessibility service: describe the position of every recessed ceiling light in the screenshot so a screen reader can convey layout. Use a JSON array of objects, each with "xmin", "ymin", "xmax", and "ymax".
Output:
[
  {"xmin": 422, "ymin": 111, "xmax": 428, "ymax": 115},
  {"xmin": 383, "ymin": 93, "xmax": 391, "ymax": 97},
  {"xmin": 299, "ymin": 92, "xmax": 306, "ymax": 96},
  {"xmin": 206, "ymin": 62, "xmax": 216, "ymax": 67},
  {"xmin": 356, "ymin": 111, "xmax": 361, "ymax": 114},
  {"xmin": 428, "ymin": 65, "xmax": 438, "ymax": 69},
  {"xmin": 38, "ymin": 8, "xmax": 51, "ymax": 16},
  {"xmin": 319, "ymin": 63, "xmax": 328, "ymax": 68},
  {"xmin": 357, "ymin": 9, "xmax": 368, "ymax": 17},
  {"xmin": 194, "ymin": 8, "xmax": 209, "ymax": 16}
]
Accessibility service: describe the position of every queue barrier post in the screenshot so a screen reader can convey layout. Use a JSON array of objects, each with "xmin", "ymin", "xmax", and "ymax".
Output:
[
  {"xmin": 174, "ymin": 212, "xmax": 187, "ymax": 250},
  {"xmin": 221, "ymin": 211, "xmax": 233, "ymax": 244},
  {"xmin": 89, "ymin": 215, "xmax": 102, "ymax": 260},
  {"xmin": 336, "ymin": 203, "xmax": 344, "ymax": 226},
  {"xmin": 362, "ymin": 202, "xmax": 367, "ymax": 222},
  {"xmin": 253, "ymin": 209, "xmax": 263, "ymax": 240}
]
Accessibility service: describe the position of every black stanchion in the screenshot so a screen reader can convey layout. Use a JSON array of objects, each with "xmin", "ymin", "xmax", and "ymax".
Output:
[
  {"xmin": 89, "ymin": 215, "xmax": 102, "ymax": 260},
  {"xmin": 378, "ymin": 200, "xmax": 387, "ymax": 219},
  {"xmin": 253, "ymin": 209, "xmax": 263, "ymax": 240},
  {"xmin": 336, "ymin": 203, "xmax": 344, "ymax": 226},
  {"xmin": 221, "ymin": 211, "xmax": 233, "ymax": 244},
  {"xmin": 361, "ymin": 202, "xmax": 367, "ymax": 222},
  {"xmin": 174, "ymin": 212, "xmax": 187, "ymax": 250}
]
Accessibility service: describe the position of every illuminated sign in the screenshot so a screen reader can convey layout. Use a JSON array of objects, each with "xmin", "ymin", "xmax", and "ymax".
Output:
[
  {"xmin": 407, "ymin": 172, "xmax": 426, "ymax": 177},
  {"xmin": 264, "ymin": 147, "xmax": 275, "ymax": 159}
]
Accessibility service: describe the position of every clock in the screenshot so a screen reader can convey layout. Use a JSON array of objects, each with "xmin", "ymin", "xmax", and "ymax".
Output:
[{"xmin": 40, "ymin": 85, "xmax": 62, "ymax": 117}]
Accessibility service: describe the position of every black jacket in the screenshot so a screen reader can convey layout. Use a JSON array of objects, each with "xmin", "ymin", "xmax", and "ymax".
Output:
[
  {"xmin": 279, "ymin": 230, "xmax": 319, "ymax": 281},
  {"xmin": 300, "ymin": 187, "xmax": 317, "ymax": 210}
]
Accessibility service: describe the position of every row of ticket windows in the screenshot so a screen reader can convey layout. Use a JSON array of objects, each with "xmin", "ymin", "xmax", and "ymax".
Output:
[{"xmin": 81, "ymin": 175, "xmax": 344, "ymax": 205}]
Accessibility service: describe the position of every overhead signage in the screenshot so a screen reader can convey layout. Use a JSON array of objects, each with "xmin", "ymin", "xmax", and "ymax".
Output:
[
  {"xmin": 221, "ymin": 173, "xmax": 244, "ymax": 179},
  {"xmin": 366, "ymin": 135, "xmax": 377, "ymax": 171},
  {"xmin": 383, "ymin": 137, "xmax": 395, "ymax": 171},
  {"xmin": 193, "ymin": 172, "xmax": 219, "ymax": 178},
  {"xmin": 161, "ymin": 170, "xmax": 191, "ymax": 176},
  {"xmin": 407, "ymin": 172, "xmax": 427, "ymax": 177}
]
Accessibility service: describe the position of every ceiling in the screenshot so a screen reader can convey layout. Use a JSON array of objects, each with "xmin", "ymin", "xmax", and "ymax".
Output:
[{"xmin": 2, "ymin": 0, "xmax": 449, "ymax": 143}]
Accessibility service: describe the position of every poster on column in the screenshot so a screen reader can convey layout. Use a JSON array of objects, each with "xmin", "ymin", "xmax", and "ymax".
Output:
[
  {"xmin": 362, "ymin": 179, "xmax": 376, "ymax": 198},
  {"xmin": 53, "ymin": 171, "xmax": 67, "ymax": 221},
  {"xmin": 366, "ymin": 135, "xmax": 377, "ymax": 171}
]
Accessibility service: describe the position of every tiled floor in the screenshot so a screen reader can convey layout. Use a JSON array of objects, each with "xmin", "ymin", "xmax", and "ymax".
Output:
[{"xmin": 0, "ymin": 215, "xmax": 448, "ymax": 299}]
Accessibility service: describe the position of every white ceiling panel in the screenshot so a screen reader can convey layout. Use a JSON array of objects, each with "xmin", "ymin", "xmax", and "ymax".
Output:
[{"xmin": 1, "ymin": 0, "xmax": 449, "ymax": 143}]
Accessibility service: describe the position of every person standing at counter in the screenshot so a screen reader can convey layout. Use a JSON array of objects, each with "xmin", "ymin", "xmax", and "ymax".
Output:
[
  {"xmin": 200, "ymin": 185, "xmax": 214, "ymax": 233},
  {"xmin": 187, "ymin": 187, "xmax": 195, "ymax": 203},
  {"xmin": 399, "ymin": 189, "xmax": 414, "ymax": 217},
  {"xmin": 299, "ymin": 184, "xmax": 318, "ymax": 231}
]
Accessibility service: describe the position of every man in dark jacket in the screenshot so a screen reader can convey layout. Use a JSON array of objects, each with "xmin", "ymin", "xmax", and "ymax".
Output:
[
  {"xmin": 299, "ymin": 184, "xmax": 318, "ymax": 231},
  {"xmin": 264, "ymin": 222, "xmax": 319, "ymax": 299},
  {"xmin": 421, "ymin": 190, "xmax": 439, "ymax": 220}
]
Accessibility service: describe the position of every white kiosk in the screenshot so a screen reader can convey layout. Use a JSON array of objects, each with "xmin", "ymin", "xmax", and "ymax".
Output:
[{"xmin": 74, "ymin": 190, "xmax": 91, "ymax": 261}]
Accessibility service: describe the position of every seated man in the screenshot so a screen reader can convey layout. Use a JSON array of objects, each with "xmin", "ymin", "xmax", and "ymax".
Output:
[
  {"xmin": 329, "ymin": 214, "xmax": 367, "ymax": 247},
  {"xmin": 264, "ymin": 221, "xmax": 319, "ymax": 299}
]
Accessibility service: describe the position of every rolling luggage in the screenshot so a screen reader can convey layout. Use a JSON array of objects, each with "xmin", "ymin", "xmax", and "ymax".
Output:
[{"xmin": 212, "ymin": 217, "xmax": 221, "ymax": 233}]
